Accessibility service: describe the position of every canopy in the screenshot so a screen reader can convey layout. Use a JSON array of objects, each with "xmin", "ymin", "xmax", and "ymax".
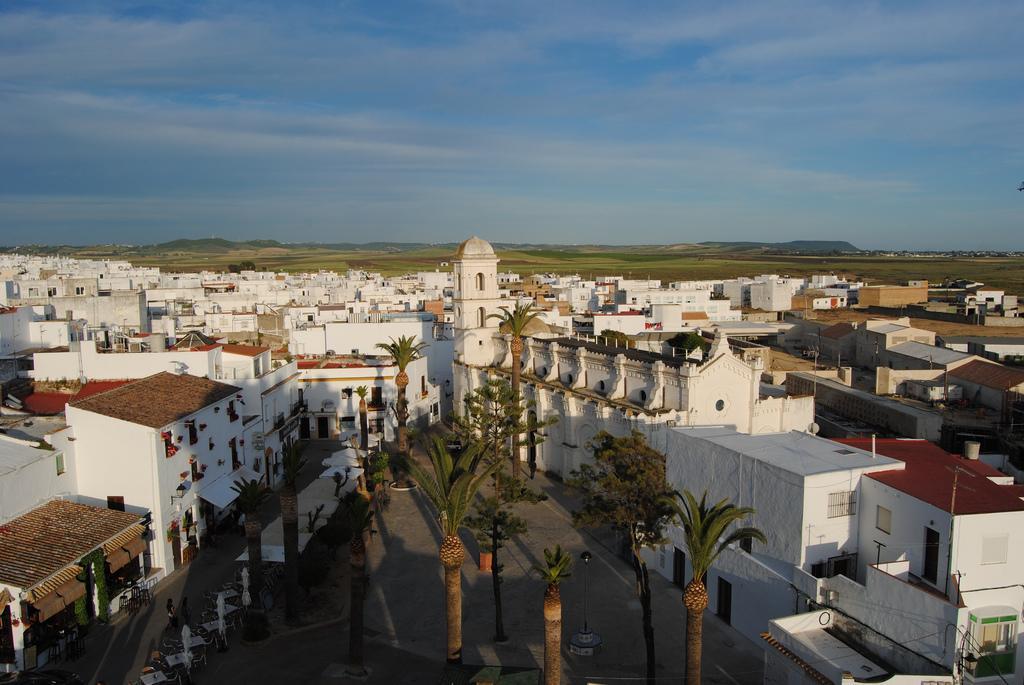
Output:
[
  {"xmin": 32, "ymin": 577, "xmax": 87, "ymax": 622},
  {"xmin": 197, "ymin": 465, "xmax": 263, "ymax": 509},
  {"xmin": 106, "ymin": 534, "xmax": 147, "ymax": 572},
  {"xmin": 322, "ymin": 454, "xmax": 361, "ymax": 468}
]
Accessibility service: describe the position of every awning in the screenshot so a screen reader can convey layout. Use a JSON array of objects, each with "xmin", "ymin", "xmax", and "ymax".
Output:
[
  {"xmin": 198, "ymin": 465, "xmax": 263, "ymax": 509},
  {"xmin": 107, "ymin": 536, "xmax": 147, "ymax": 572},
  {"xmin": 31, "ymin": 577, "xmax": 87, "ymax": 622}
]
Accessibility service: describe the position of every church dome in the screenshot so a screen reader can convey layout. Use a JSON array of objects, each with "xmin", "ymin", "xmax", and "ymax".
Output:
[{"xmin": 454, "ymin": 236, "xmax": 496, "ymax": 259}]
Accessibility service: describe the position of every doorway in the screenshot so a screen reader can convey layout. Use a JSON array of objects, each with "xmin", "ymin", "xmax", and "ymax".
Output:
[
  {"xmin": 317, "ymin": 416, "xmax": 329, "ymax": 439},
  {"xmin": 673, "ymin": 548, "xmax": 686, "ymax": 587},
  {"xmin": 923, "ymin": 527, "xmax": 940, "ymax": 584},
  {"xmin": 300, "ymin": 417, "xmax": 310, "ymax": 440},
  {"xmin": 716, "ymin": 577, "xmax": 732, "ymax": 625}
]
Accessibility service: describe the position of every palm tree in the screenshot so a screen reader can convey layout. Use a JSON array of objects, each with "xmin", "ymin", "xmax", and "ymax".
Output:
[
  {"xmin": 534, "ymin": 545, "xmax": 572, "ymax": 685},
  {"xmin": 232, "ymin": 477, "xmax": 269, "ymax": 632},
  {"xmin": 346, "ymin": 495, "xmax": 375, "ymax": 677},
  {"xmin": 375, "ymin": 335, "xmax": 428, "ymax": 456},
  {"xmin": 488, "ymin": 303, "xmax": 540, "ymax": 479},
  {"xmin": 400, "ymin": 436, "xmax": 496, "ymax": 664},
  {"xmin": 354, "ymin": 385, "xmax": 369, "ymax": 453},
  {"xmin": 664, "ymin": 490, "xmax": 765, "ymax": 685},
  {"xmin": 280, "ymin": 444, "xmax": 305, "ymax": 623}
]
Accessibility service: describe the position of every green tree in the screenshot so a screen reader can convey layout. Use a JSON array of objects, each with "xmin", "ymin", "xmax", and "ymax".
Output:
[
  {"xmin": 376, "ymin": 335, "xmax": 428, "ymax": 485},
  {"xmin": 667, "ymin": 332, "xmax": 708, "ymax": 354},
  {"xmin": 239, "ymin": 259, "xmax": 257, "ymax": 271},
  {"xmin": 231, "ymin": 477, "xmax": 270, "ymax": 639},
  {"xmin": 569, "ymin": 431, "xmax": 676, "ymax": 685},
  {"xmin": 399, "ymin": 436, "xmax": 498, "ymax": 664},
  {"xmin": 664, "ymin": 490, "xmax": 765, "ymax": 685},
  {"xmin": 280, "ymin": 443, "xmax": 306, "ymax": 623},
  {"xmin": 345, "ymin": 494, "xmax": 375, "ymax": 677},
  {"xmin": 599, "ymin": 329, "xmax": 633, "ymax": 349},
  {"xmin": 455, "ymin": 379, "xmax": 552, "ymax": 641},
  {"xmin": 534, "ymin": 545, "xmax": 573, "ymax": 685},
  {"xmin": 488, "ymin": 302, "xmax": 541, "ymax": 479}
]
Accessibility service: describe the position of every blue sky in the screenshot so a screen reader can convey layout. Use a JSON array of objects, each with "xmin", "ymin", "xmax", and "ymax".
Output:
[{"xmin": 1, "ymin": 1, "xmax": 1021, "ymax": 249}]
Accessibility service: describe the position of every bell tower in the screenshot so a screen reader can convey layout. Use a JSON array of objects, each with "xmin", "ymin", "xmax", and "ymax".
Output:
[{"xmin": 452, "ymin": 236, "xmax": 502, "ymax": 366}]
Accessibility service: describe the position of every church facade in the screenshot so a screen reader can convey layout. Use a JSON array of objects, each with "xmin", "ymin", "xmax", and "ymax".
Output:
[{"xmin": 450, "ymin": 237, "xmax": 816, "ymax": 477}]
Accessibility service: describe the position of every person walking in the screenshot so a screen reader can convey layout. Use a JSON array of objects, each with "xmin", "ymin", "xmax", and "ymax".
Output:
[
  {"xmin": 180, "ymin": 596, "xmax": 191, "ymax": 626},
  {"xmin": 166, "ymin": 598, "xmax": 178, "ymax": 630}
]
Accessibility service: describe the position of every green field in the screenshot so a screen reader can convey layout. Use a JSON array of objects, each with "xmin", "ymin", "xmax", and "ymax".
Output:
[{"xmin": 13, "ymin": 241, "xmax": 1024, "ymax": 292}]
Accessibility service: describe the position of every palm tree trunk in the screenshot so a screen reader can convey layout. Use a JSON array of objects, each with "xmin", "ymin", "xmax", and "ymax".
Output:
[
  {"xmin": 491, "ymin": 518, "xmax": 507, "ymax": 642},
  {"xmin": 245, "ymin": 518, "xmax": 263, "ymax": 599},
  {"xmin": 632, "ymin": 552, "xmax": 656, "ymax": 685},
  {"xmin": 280, "ymin": 485, "xmax": 299, "ymax": 623},
  {"xmin": 348, "ymin": 536, "xmax": 367, "ymax": 676},
  {"xmin": 510, "ymin": 343, "xmax": 522, "ymax": 480},
  {"xmin": 440, "ymin": 536, "xmax": 464, "ymax": 664},
  {"xmin": 359, "ymin": 400, "xmax": 368, "ymax": 452},
  {"xmin": 683, "ymin": 580, "xmax": 708, "ymax": 685},
  {"xmin": 396, "ymin": 387, "xmax": 409, "ymax": 455},
  {"xmin": 543, "ymin": 586, "xmax": 562, "ymax": 685}
]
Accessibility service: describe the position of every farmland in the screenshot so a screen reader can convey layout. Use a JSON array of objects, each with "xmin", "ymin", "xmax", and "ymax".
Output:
[{"xmin": 9, "ymin": 240, "xmax": 1024, "ymax": 293}]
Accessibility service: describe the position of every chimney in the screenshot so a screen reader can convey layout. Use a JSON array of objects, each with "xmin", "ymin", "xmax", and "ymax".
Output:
[{"xmin": 964, "ymin": 441, "xmax": 981, "ymax": 461}]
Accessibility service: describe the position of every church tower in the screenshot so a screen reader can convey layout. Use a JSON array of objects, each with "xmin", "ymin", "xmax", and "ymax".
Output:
[{"xmin": 452, "ymin": 236, "xmax": 503, "ymax": 367}]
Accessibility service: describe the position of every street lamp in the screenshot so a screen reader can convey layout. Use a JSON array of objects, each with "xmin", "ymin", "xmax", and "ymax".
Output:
[{"xmin": 569, "ymin": 550, "xmax": 602, "ymax": 656}]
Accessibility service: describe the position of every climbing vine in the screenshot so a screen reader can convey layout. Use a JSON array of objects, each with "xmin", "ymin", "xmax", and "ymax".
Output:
[{"xmin": 73, "ymin": 550, "xmax": 110, "ymax": 624}]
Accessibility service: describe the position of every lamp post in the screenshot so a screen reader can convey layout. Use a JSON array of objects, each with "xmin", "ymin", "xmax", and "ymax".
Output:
[{"xmin": 569, "ymin": 550, "xmax": 602, "ymax": 656}]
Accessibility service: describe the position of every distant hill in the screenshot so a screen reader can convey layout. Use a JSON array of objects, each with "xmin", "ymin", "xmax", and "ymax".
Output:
[
  {"xmin": 2, "ymin": 238, "xmax": 861, "ymax": 257},
  {"xmin": 697, "ymin": 240, "xmax": 861, "ymax": 253}
]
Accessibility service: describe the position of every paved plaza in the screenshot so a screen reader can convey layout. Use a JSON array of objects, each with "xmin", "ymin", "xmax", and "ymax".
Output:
[{"xmin": 62, "ymin": 439, "xmax": 765, "ymax": 684}]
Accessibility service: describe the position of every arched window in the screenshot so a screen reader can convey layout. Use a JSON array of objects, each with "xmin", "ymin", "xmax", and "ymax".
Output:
[
  {"xmin": 475, "ymin": 272, "xmax": 485, "ymax": 291},
  {"xmin": 598, "ymin": 380, "xmax": 606, "ymax": 392},
  {"xmin": 477, "ymin": 307, "xmax": 486, "ymax": 328},
  {"xmin": 639, "ymin": 389, "xmax": 648, "ymax": 403}
]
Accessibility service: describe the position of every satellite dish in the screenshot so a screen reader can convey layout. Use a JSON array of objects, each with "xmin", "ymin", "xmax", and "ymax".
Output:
[{"xmin": 808, "ymin": 422, "xmax": 820, "ymax": 435}]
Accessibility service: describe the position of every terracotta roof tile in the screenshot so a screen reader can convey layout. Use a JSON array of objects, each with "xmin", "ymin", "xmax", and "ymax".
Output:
[
  {"xmin": 220, "ymin": 344, "xmax": 269, "ymax": 357},
  {"xmin": 70, "ymin": 372, "xmax": 240, "ymax": 428},
  {"xmin": 0, "ymin": 500, "xmax": 143, "ymax": 590},
  {"xmin": 948, "ymin": 360, "xmax": 1024, "ymax": 391}
]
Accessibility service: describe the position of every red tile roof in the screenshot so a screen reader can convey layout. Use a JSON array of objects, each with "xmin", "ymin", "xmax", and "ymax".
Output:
[
  {"xmin": 837, "ymin": 438, "xmax": 1024, "ymax": 515},
  {"xmin": 948, "ymin": 360, "xmax": 1024, "ymax": 391},
  {"xmin": 0, "ymin": 499, "xmax": 143, "ymax": 590},
  {"xmin": 220, "ymin": 344, "xmax": 268, "ymax": 357},
  {"xmin": 21, "ymin": 392, "xmax": 71, "ymax": 415},
  {"xmin": 70, "ymin": 372, "xmax": 240, "ymax": 428},
  {"xmin": 72, "ymin": 381, "xmax": 131, "ymax": 402}
]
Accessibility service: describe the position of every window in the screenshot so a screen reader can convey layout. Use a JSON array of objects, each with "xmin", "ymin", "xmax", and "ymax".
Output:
[
  {"xmin": 740, "ymin": 537, "xmax": 753, "ymax": 553},
  {"xmin": 827, "ymin": 491, "xmax": 857, "ymax": 518},
  {"xmin": 715, "ymin": 399, "xmax": 726, "ymax": 412},
  {"xmin": 477, "ymin": 307, "xmax": 486, "ymax": 328},
  {"xmin": 968, "ymin": 613, "xmax": 1018, "ymax": 678},
  {"xmin": 55, "ymin": 452, "xmax": 65, "ymax": 475},
  {"xmin": 75, "ymin": 286, "xmax": 85, "ymax": 295},
  {"xmin": 876, "ymin": 505, "xmax": 892, "ymax": 534},
  {"xmin": 28, "ymin": 287, "xmax": 39, "ymax": 297},
  {"xmin": 598, "ymin": 380, "xmax": 606, "ymax": 391},
  {"xmin": 47, "ymin": 287, "xmax": 57, "ymax": 297},
  {"xmin": 982, "ymin": 536, "xmax": 1009, "ymax": 565},
  {"xmin": 106, "ymin": 496, "xmax": 125, "ymax": 511},
  {"xmin": 639, "ymin": 389, "xmax": 647, "ymax": 402},
  {"xmin": 475, "ymin": 272, "xmax": 485, "ymax": 291}
]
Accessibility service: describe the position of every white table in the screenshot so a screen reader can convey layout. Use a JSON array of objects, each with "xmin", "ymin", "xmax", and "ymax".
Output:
[
  {"xmin": 219, "ymin": 588, "xmax": 239, "ymax": 600},
  {"xmin": 165, "ymin": 652, "xmax": 191, "ymax": 668},
  {"xmin": 187, "ymin": 635, "xmax": 208, "ymax": 648},
  {"xmin": 200, "ymin": 620, "xmax": 222, "ymax": 633},
  {"xmin": 140, "ymin": 671, "xmax": 172, "ymax": 684}
]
